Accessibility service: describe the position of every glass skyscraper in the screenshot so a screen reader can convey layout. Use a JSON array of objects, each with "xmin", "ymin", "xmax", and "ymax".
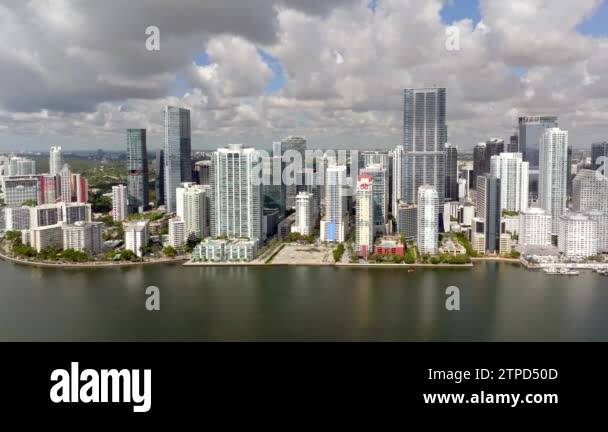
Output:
[
  {"xmin": 126, "ymin": 129, "xmax": 149, "ymax": 213},
  {"xmin": 403, "ymin": 88, "xmax": 447, "ymax": 205},
  {"xmin": 155, "ymin": 149, "xmax": 165, "ymax": 207},
  {"xmin": 164, "ymin": 106, "xmax": 192, "ymax": 213}
]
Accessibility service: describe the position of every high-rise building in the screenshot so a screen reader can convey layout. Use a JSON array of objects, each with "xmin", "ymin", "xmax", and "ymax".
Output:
[
  {"xmin": 558, "ymin": 212, "xmax": 597, "ymax": 258},
  {"xmin": 518, "ymin": 207, "xmax": 552, "ymax": 247},
  {"xmin": 508, "ymin": 134, "xmax": 519, "ymax": 153},
  {"xmin": 360, "ymin": 164, "xmax": 388, "ymax": 233},
  {"xmin": 263, "ymin": 154, "xmax": 286, "ymax": 217},
  {"xmin": 112, "ymin": 185, "xmax": 128, "ymax": 222},
  {"xmin": 417, "ymin": 185, "xmax": 439, "ymax": 255},
  {"xmin": 444, "ymin": 143, "xmax": 458, "ymax": 201},
  {"xmin": 4, "ymin": 207, "xmax": 31, "ymax": 230},
  {"xmin": 490, "ymin": 152, "xmax": 529, "ymax": 212},
  {"xmin": 168, "ymin": 217, "xmax": 186, "ymax": 248},
  {"xmin": 194, "ymin": 160, "xmax": 211, "ymax": 186},
  {"xmin": 293, "ymin": 191, "xmax": 314, "ymax": 236},
  {"xmin": 591, "ymin": 141, "xmax": 608, "ymax": 170},
  {"xmin": 355, "ymin": 175, "xmax": 374, "ymax": 256},
  {"xmin": 472, "ymin": 142, "xmax": 486, "ymax": 190},
  {"xmin": 124, "ymin": 220, "xmax": 149, "ymax": 258},
  {"xmin": 477, "ymin": 175, "xmax": 501, "ymax": 253},
  {"xmin": 164, "ymin": 106, "xmax": 192, "ymax": 213},
  {"xmin": 391, "ymin": 145, "xmax": 405, "ymax": 214},
  {"xmin": 281, "ymin": 136, "xmax": 307, "ymax": 209},
  {"xmin": 362, "ymin": 151, "xmax": 390, "ymax": 170},
  {"xmin": 572, "ymin": 169, "xmax": 608, "ymax": 213},
  {"xmin": 29, "ymin": 224, "xmax": 63, "ymax": 253},
  {"xmin": 37, "ymin": 174, "xmax": 57, "ymax": 204},
  {"xmin": 8, "ymin": 157, "xmax": 36, "ymax": 176},
  {"xmin": 2, "ymin": 176, "xmax": 39, "ymax": 206},
  {"xmin": 320, "ymin": 165, "xmax": 347, "ymax": 243},
  {"xmin": 61, "ymin": 202, "xmax": 92, "ymax": 225},
  {"xmin": 58, "ymin": 164, "xmax": 71, "ymax": 203},
  {"xmin": 519, "ymin": 116, "xmax": 559, "ymax": 169},
  {"xmin": 62, "ymin": 221, "xmax": 103, "ymax": 254},
  {"xmin": 126, "ymin": 129, "xmax": 149, "ymax": 213},
  {"xmin": 539, "ymin": 128, "xmax": 569, "ymax": 234},
  {"xmin": 176, "ymin": 182, "xmax": 207, "ymax": 241},
  {"xmin": 50, "ymin": 146, "xmax": 63, "ymax": 176},
  {"xmin": 155, "ymin": 149, "xmax": 165, "ymax": 207},
  {"xmin": 29, "ymin": 203, "xmax": 62, "ymax": 228},
  {"xmin": 584, "ymin": 210, "xmax": 608, "ymax": 253},
  {"xmin": 71, "ymin": 173, "xmax": 88, "ymax": 203},
  {"xmin": 397, "ymin": 202, "xmax": 417, "ymax": 240},
  {"xmin": 210, "ymin": 144, "xmax": 263, "ymax": 242},
  {"xmin": 403, "ymin": 88, "xmax": 446, "ymax": 204}
]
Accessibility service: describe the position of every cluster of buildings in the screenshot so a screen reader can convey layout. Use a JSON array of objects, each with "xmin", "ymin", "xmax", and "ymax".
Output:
[{"xmin": 0, "ymin": 148, "xmax": 102, "ymax": 256}]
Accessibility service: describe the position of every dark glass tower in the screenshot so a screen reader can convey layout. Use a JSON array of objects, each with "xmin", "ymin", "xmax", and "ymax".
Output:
[
  {"xmin": 155, "ymin": 149, "xmax": 165, "ymax": 207},
  {"xmin": 126, "ymin": 129, "xmax": 149, "ymax": 213},
  {"xmin": 403, "ymin": 87, "xmax": 447, "ymax": 204},
  {"xmin": 444, "ymin": 143, "xmax": 458, "ymax": 201},
  {"xmin": 164, "ymin": 106, "xmax": 192, "ymax": 213},
  {"xmin": 592, "ymin": 141, "xmax": 608, "ymax": 170},
  {"xmin": 477, "ymin": 175, "xmax": 501, "ymax": 253}
]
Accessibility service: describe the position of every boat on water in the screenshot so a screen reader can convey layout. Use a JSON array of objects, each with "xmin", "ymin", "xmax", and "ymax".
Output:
[
  {"xmin": 543, "ymin": 267, "xmax": 580, "ymax": 275},
  {"xmin": 595, "ymin": 269, "xmax": 608, "ymax": 276}
]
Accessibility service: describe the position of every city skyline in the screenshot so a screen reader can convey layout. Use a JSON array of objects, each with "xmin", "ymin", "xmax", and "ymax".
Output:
[{"xmin": 1, "ymin": 1, "xmax": 608, "ymax": 152}]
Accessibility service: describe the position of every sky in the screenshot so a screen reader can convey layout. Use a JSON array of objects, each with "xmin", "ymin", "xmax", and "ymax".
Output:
[{"xmin": 0, "ymin": 0, "xmax": 608, "ymax": 152}]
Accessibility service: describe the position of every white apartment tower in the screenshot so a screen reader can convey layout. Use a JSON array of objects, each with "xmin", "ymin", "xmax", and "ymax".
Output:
[
  {"xmin": 124, "ymin": 220, "xmax": 149, "ymax": 258},
  {"xmin": 518, "ymin": 207, "xmax": 552, "ymax": 247},
  {"xmin": 417, "ymin": 185, "xmax": 439, "ymax": 255},
  {"xmin": 558, "ymin": 212, "xmax": 598, "ymax": 258},
  {"xmin": 168, "ymin": 218, "xmax": 186, "ymax": 248},
  {"xmin": 320, "ymin": 164, "xmax": 347, "ymax": 243},
  {"xmin": 176, "ymin": 182, "xmax": 207, "ymax": 241},
  {"xmin": 50, "ymin": 146, "xmax": 63, "ymax": 176},
  {"xmin": 210, "ymin": 144, "xmax": 263, "ymax": 242},
  {"xmin": 539, "ymin": 128, "xmax": 569, "ymax": 234},
  {"xmin": 112, "ymin": 184, "xmax": 128, "ymax": 222},
  {"xmin": 490, "ymin": 152, "xmax": 529, "ymax": 212},
  {"xmin": 292, "ymin": 192, "xmax": 314, "ymax": 236}
]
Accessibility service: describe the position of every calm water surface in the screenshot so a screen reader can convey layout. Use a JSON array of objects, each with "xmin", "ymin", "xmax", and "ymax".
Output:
[{"xmin": 1, "ymin": 260, "xmax": 607, "ymax": 341}]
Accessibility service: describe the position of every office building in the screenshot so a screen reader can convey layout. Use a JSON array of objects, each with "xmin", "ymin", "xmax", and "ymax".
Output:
[
  {"xmin": 519, "ymin": 116, "xmax": 559, "ymax": 169},
  {"xmin": 403, "ymin": 88, "xmax": 446, "ymax": 204},
  {"xmin": 210, "ymin": 144, "xmax": 263, "ymax": 242},
  {"xmin": 417, "ymin": 185, "xmax": 439, "ymax": 255},
  {"xmin": 155, "ymin": 149, "xmax": 165, "ymax": 206},
  {"xmin": 539, "ymin": 128, "xmax": 569, "ymax": 234},
  {"xmin": 164, "ymin": 106, "xmax": 192, "ymax": 213},
  {"xmin": 126, "ymin": 129, "xmax": 149, "ymax": 213},
  {"xmin": 194, "ymin": 160, "xmax": 211, "ymax": 186},
  {"xmin": 477, "ymin": 175, "xmax": 501, "ymax": 253},
  {"xmin": 360, "ymin": 164, "xmax": 388, "ymax": 233},
  {"xmin": 281, "ymin": 136, "xmax": 307, "ymax": 209},
  {"xmin": 591, "ymin": 141, "xmax": 608, "ymax": 170},
  {"xmin": 320, "ymin": 165, "xmax": 347, "ymax": 243},
  {"xmin": 508, "ymin": 134, "xmax": 519, "ymax": 153},
  {"xmin": 355, "ymin": 175, "xmax": 374, "ymax": 256},
  {"xmin": 397, "ymin": 202, "xmax": 417, "ymax": 240},
  {"xmin": 112, "ymin": 185, "xmax": 128, "ymax": 222},
  {"xmin": 490, "ymin": 152, "xmax": 529, "ymax": 212},
  {"xmin": 124, "ymin": 220, "xmax": 149, "ymax": 258},
  {"xmin": 444, "ymin": 143, "xmax": 458, "ymax": 201}
]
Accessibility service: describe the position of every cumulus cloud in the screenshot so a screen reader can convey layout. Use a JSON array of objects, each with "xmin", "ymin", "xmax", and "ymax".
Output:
[{"xmin": 0, "ymin": 0, "xmax": 607, "ymax": 151}]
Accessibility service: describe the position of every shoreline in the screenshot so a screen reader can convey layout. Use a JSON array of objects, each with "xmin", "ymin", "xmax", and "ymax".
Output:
[
  {"xmin": 0, "ymin": 251, "xmax": 189, "ymax": 268},
  {"xmin": 184, "ymin": 261, "xmax": 475, "ymax": 268}
]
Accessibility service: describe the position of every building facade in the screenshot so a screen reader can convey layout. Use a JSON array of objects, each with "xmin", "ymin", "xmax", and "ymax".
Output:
[
  {"xmin": 126, "ymin": 128, "xmax": 149, "ymax": 213},
  {"xmin": 164, "ymin": 106, "xmax": 192, "ymax": 213}
]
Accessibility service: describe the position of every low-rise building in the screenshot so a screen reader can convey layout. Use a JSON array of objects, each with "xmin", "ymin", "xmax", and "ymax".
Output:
[
  {"xmin": 373, "ymin": 238, "xmax": 405, "ymax": 256},
  {"xmin": 192, "ymin": 239, "xmax": 258, "ymax": 262}
]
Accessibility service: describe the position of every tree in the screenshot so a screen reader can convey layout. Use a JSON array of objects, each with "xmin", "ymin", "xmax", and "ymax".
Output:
[
  {"xmin": 163, "ymin": 246, "xmax": 177, "ymax": 257},
  {"xmin": 120, "ymin": 249, "xmax": 137, "ymax": 261},
  {"xmin": 21, "ymin": 199, "xmax": 38, "ymax": 207},
  {"xmin": 333, "ymin": 243, "xmax": 345, "ymax": 263}
]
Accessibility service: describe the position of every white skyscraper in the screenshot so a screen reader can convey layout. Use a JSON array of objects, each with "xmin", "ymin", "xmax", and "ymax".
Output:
[
  {"xmin": 210, "ymin": 144, "xmax": 263, "ymax": 242},
  {"xmin": 292, "ymin": 192, "xmax": 314, "ymax": 236},
  {"xmin": 112, "ymin": 184, "xmax": 128, "ymax": 222},
  {"xmin": 490, "ymin": 152, "xmax": 529, "ymax": 212},
  {"xmin": 585, "ymin": 210, "xmax": 608, "ymax": 253},
  {"xmin": 59, "ymin": 164, "xmax": 71, "ymax": 203},
  {"xmin": 8, "ymin": 157, "xmax": 36, "ymax": 176},
  {"xmin": 539, "ymin": 128, "xmax": 568, "ymax": 234},
  {"xmin": 50, "ymin": 146, "xmax": 63, "ymax": 176},
  {"xmin": 558, "ymin": 212, "xmax": 598, "ymax": 258},
  {"xmin": 176, "ymin": 182, "xmax": 207, "ymax": 241},
  {"xmin": 392, "ymin": 145, "xmax": 405, "ymax": 213},
  {"xmin": 518, "ymin": 207, "xmax": 552, "ymax": 247},
  {"xmin": 417, "ymin": 185, "xmax": 439, "ymax": 255},
  {"xmin": 124, "ymin": 220, "xmax": 149, "ymax": 258},
  {"xmin": 355, "ymin": 174, "xmax": 374, "ymax": 257},
  {"xmin": 320, "ymin": 164, "xmax": 347, "ymax": 243}
]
